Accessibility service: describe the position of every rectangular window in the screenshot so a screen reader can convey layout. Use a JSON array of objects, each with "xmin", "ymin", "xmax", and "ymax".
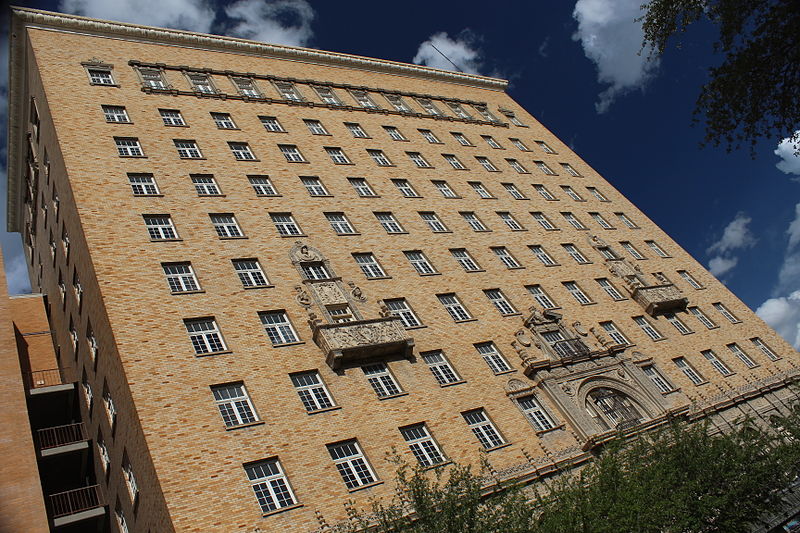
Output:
[
  {"xmin": 122, "ymin": 455, "xmax": 138, "ymax": 499},
  {"xmin": 314, "ymin": 86, "xmax": 341, "ymax": 104},
  {"xmin": 416, "ymin": 98, "xmax": 442, "ymax": 115},
  {"xmin": 535, "ymin": 140, "xmax": 555, "ymax": 153},
  {"xmin": 478, "ymin": 135, "xmax": 500, "ymax": 149},
  {"xmin": 325, "ymin": 147, "xmax": 350, "ymax": 164},
  {"xmin": 375, "ymin": 212, "xmax": 405, "ymax": 234},
  {"xmin": 422, "ymin": 350, "xmax": 461, "ymax": 385},
  {"xmin": 353, "ymin": 253, "xmax": 386, "ymax": 279},
  {"xmin": 634, "ymin": 316, "xmax": 664, "ymax": 340},
  {"xmin": 348, "ymin": 177, "xmax": 377, "ymax": 197},
  {"xmin": 727, "ymin": 343, "xmax": 757, "ymax": 368},
  {"xmin": 451, "ymin": 132, "xmax": 472, "ymax": 146},
  {"xmin": 664, "ymin": 313, "xmax": 692, "ymax": 334},
  {"xmin": 560, "ymin": 163, "xmax": 580, "ymax": 176},
  {"xmin": 510, "ymin": 138, "xmax": 530, "ymax": 151},
  {"xmin": 188, "ymin": 73, "xmax": 216, "ymax": 94},
  {"xmin": 301, "ymin": 176, "xmax": 329, "ymax": 196},
  {"xmin": 404, "ymin": 251, "xmax": 437, "ymax": 275},
  {"xmin": 470, "ymin": 181, "xmax": 494, "ymax": 198},
  {"xmin": 506, "ymin": 158, "xmax": 529, "ymax": 173},
  {"xmin": 474, "ymin": 104, "xmax": 499, "ymax": 122},
  {"xmin": 751, "ymin": 337, "xmax": 779, "ymax": 361},
  {"xmin": 433, "ymin": 180, "xmax": 458, "ymax": 198},
  {"xmin": 451, "ymin": 249, "xmax": 481, "ymax": 272},
  {"xmin": 259, "ymin": 116, "xmax": 285, "ymax": 132},
  {"xmin": 702, "ymin": 349, "xmax": 733, "ymax": 376},
  {"xmin": 601, "ymin": 321, "xmax": 629, "ymax": 345},
  {"xmin": 461, "ymin": 212, "xmax": 488, "ymax": 232},
  {"xmin": 587, "ymin": 186, "xmax": 609, "ymax": 201},
  {"xmin": 393, "ymin": 179, "xmax": 420, "ymax": 197},
  {"xmin": 328, "ymin": 440, "xmax": 376, "ymax": 489},
  {"xmin": 159, "ymin": 109, "xmax": 185, "ymax": 126},
  {"xmin": 163, "ymin": 262, "xmax": 199, "ymax": 293},
  {"xmin": 532, "ymin": 184, "xmax": 555, "ymax": 201},
  {"xmin": 561, "ymin": 186, "xmax": 584, "ymax": 201},
  {"xmin": 503, "ymin": 110, "xmax": 526, "ymax": 126},
  {"xmin": 385, "ymin": 94, "xmax": 411, "ymax": 112},
  {"xmin": 501, "ymin": 183, "xmax": 525, "ymax": 200},
  {"xmin": 407, "ymin": 152, "xmax": 432, "ymax": 168},
  {"xmin": 88, "ymin": 68, "xmax": 115, "ymax": 86},
  {"xmin": 304, "ymin": 119, "xmax": 328, "ymax": 135},
  {"xmin": 383, "ymin": 126, "xmax": 406, "ymax": 141},
  {"xmin": 562, "ymin": 212, "xmax": 587, "ymax": 229},
  {"xmin": 535, "ymin": 161, "xmax": 557, "ymax": 175},
  {"xmin": 185, "ymin": 318, "xmax": 226, "ymax": 354},
  {"xmin": 484, "ymin": 289, "xmax": 517, "ymax": 316},
  {"xmin": 233, "ymin": 259, "xmax": 269, "ymax": 288},
  {"xmin": 249, "ymin": 176, "xmax": 278, "ymax": 196},
  {"xmin": 301, "ymin": 262, "xmax": 330, "ymax": 280},
  {"xmin": 232, "ymin": 77, "xmax": 261, "ymax": 97},
  {"xmin": 102, "ymin": 105, "xmax": 129, "ymax": 123},
  {"xmin": 229, "ymin": 142, "xmax": 256, "ymax": 161},
  {"xmin": 174, "ymin": 140, "xmax": 202, "ymax": 159},
  {"xmin": 531, "ymin": 212, "xmax": 556, "ymax": 230},
  {"xmin": 616, "ymin": 212, "xmax": 638, "ymax": 229},
  {"xmin": 326, "ymin": 213, "xmax": 357, "ymax": 235},
  {"xmin": 645, "ymin": 240, "xmax": 670, "ymax": 257},
  {"xmin": 384, "ymin": 298, "xmax": 422, "ymax": 328},
  {"xmin": 492, "ymin": 246, "xmax": 522, "ymax": 269},
  {"xmin": 564, "ymin": 281, "xmax": 593, "ymax": 305},
  {"xmin": 270, "ymin": 213, "xmax": 303, "ymax": 236},
  {"xmin": 211, "ymin": 383, "xmax": 258, "ymax": 427},
  {"xmin": 462, "ymin": 409, "xmax": 505, "ymax": 449},
  {"xmin": 275, "ymin": 81, "xmax": 303, "ymax": 101},
  {"xmin": 345, "ymin": 122, "xmax": 369, "ymax": 138},
  {"xmin": 244, "ymin": 459, "xmax": 297, "ymax": 513},
  {"xmin": 102, "ymin": 386, "xmax": 116, "ymax": 426},
  {"xmin": 191, "ymin": 175, "xmax": 221, "ymax": 196},
  {"xmin": 362, "ymin": 363, "xmax": 402, "ymax": 398},
  {"xmin": 259, "ymin": 311, "xmax": 299, "ymax": 345},
  {"xmin": 529, "ymin": 245, "xmax": 557, "ymax": 266},
  {"xmin": 210, "ymin": 214, "xmax": 243, "ymax": 238},
  {"xmin": 518, "ymin": 395, "xmax": 555, "ymax": 431},
  {"xmin": 115, "ymin": 137, "xmax": 143, "ymax": 157},
  {"xmin": 674, "ymin": 357, "xmax": 705, "ymax": 385},
  {"xmin": 590, "ymin": 213, "xmax": 613, "ymax": 229},
  {"xmin": 368, "ymin": 149, "xmax": 392, "ymax": 166},
  {"xmin": 211, "ymin": 112, "xmax": 236, "ymax": 129},
  {"xmin": 447, "ymin": 102, "xmax": 472, "ymax": 118},
  {"xmin": 562, "ymin": 244, "xmax": 590, "ymax": 264},
  {"xmin": 401, "ymin": 424, "xmax": 445, "ymax": 467},
  {"xmin": 642, "ymin": 365, "xmax": 672, "ymax": 393},
  {"xmin": 678, "ymin": 270, "xmax": 703, "ymax": 289},
  {"xmin": 351, "ymin": 90, "xmax": 379, "ymax": 108},
  {"xmin": 620, "ymin": 241, "xmax": 645, "ymax": 260},
  {"xmin": 714, "ymin": 302, "xmax": 740, "ymax": 323},
  {"xmin": 419, "ymin": 129, "xmax": 440, "ymax": 143},
  {"xmin": 420, "ymin": 212, "xmax": 449, "ymax": 232},
  {"xmin": 527, "ymin": 285, "xmax": 557, "ymax": 309},
  {"xmin": 291, "ymin": 371, "xmax": 335, "ymax": 412},
  {"xmin": 689, "ymin": 306, "xmax": 717, "ymax": 329},
  {"xmin": 279, "ymin": 145, "xmax": 305, "ymax": 162},
  {"xmin": 438, "ymin": 293, "xmax": 472, "ymax": 322},
  {"xmin": 143, "ymin": 215, "xmax": 178, "ymax": 240},
  {"xmin": 475, "ymin": 156, "xmax": 499, "ymax": 172},
  {"xmin": 128, "ymin": 173, "xmax": 159, "ymax": 196},
  {"xmin": 596, "ymin": 278, "xmax": 624, "ymax": 300}
]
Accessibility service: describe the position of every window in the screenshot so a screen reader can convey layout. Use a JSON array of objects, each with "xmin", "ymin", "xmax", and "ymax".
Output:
[
  {"xmin": 562, "ymin": 212, "xmax": 587, "ymax": 230},
  {"xmin": 404, "ymin": 251, "xmax": 436, "ymax": 275},
  {"xmin": 275, "ymin": 81, "xmax": 302, "ymax": 101},
  {"xmin": 301, "ymin": 262, "xmax": 330, "ymax": 280},
  {"xmin": 615, "ymin": 212, "xmax": 638, "ymax": 229},
  {"xmin": 529, "ymin": 245, "xmax": 557, "ymax": 266},
  {"xmin": 81, "ymin": 372, "xmax": 93, "ymax": 409},
  {"xmin": 102, "ymin": 105, "xmax": 129, "ymax": 123},
  {"xmin": 249, "ymin": 176, "xmax": 278, "ymax": 196},
  {"xmin": 433, "ymin": 180, "xmax": 458, "ymax": 198},
  {"xmin": 115, "ymin": 137, "xmax": 143, "ymax": 157},
  {"xmin": 634, "ymin": 316, "xmax": 664, "ymax": 340},
  {"xmin": 416, "ymin": 97, "xmax": 442, "ymax": 115},
  {"xmin": 163, "ymin": 262, "xmax": 199, "ymax": 293},
  {"xmin": 621, "ymin": 241, "xmax": 645, "ymax": 260},
  {"xmin": 503, "ymin": 110, "xmax": 526, "ymax": 126},
  {"xmin": 664, "ymin": 313, "xmax": 692, "ymax": 334},
  {"xmin": 244, "ymin": 459, "xmax": 297, "ymax": 513},
  {"xmin": 590, "ymin": 213, "xmax": 613, "ymax": 229},
  {"xmin": 187, "ymin": 73, "xmax": 215, "ymax": 93},
  {"xmin": 301, "ymin": 176, "xmax": 329, "ymax": 196},
  {"xmin": 122, "ymin": 454, "xmax": 138, "ymax": 500},
  {"xmin": 368, "ymin": 149, "xmax": 392, "ymax": 166},
  {"xmin": 601, "ymin": 321, "xmax": 629, "ymax": 345},
  {"xmin": 451, "ymin": 132, "xmax": 472, "ymax": 146},
  {"xmin": 727, "ymin": 343, "xmax": 757, "ymax": 368},
  {"xmin": 384, "ymin": 298, "xmax": 422, "ymax": 328},
  {"xmin": 313, "ymin": 86, "xmax": 341, "ymax": 104},
  {"xmin": 374, "ymin": 212, "xmax": 404, "ymax": 234},
  {"xmin": 422, "ymin": 351, "xmax": 460, "ymax": 385},
  {"xmin": 401, "ymin": 424, "xmax": 445, "ymax": 467},
  {"xmin": 233, "ymin": 259, "xmax": 269, "ymax": 288},
  {"xmin": 362, "ymin": 363, "xmax": 402, "ymax": 398},
  {"xmin": 304, "ymin": 119, "xmax": 328, "ymax": 135},
  {"xmin": 506, "ymin": 158, "xmax": 528, "ymax": 173},
  {"xmin": 451, "ymin": 249, "xmax": 481, "ymax": 272},
  {"xmin": 535, "ymin": 140, "xmax": 556, "ymax": 153},
  {"xmin": 128, "ymin": 174, "xmax": 159, "ymax": 196},
  {"xmin": 498, "ymin": 183, "xmax": 524, "ymax": 200},
  {"xmin": 326, "ymin": 213, "xmax": 357, "ymax": 235},
  {"xmin": 88, "ymin": 68, "xmax": 115, "ymax": 86},
  {"xmin": 259, "ymin": 311, "xmax": 299, "ymax": 345},
  {"xmin": 560, "ymin": 163, "xmax": 580, "ymax": 176},
  {"xmin": 645, "ymin": 240, "xmax": 669, "ymax": 257},
  {"xmin": 291, "ymin": 371, "xmax": 335, "ymax": 412},
  {"xmin": 702, "ymin": 350, "xmax": 732, "ymax": 376},
  {"xmin": 713, "ymin": 302, "xmax": 740, "ymax": 323},
  {"xmin": 561, "ymin": 186, "xmax": 584, "ymax": 202},
  {"xmin": 470, "ymin": 182, "xmax": 493, "ymax": 198},
  {"xmin": 385, "ymin": 94, "xmax": 411, "ymax": 111},
  {"xmin": 678, "ymin": 270, "xmax": 703, "ymax": 289},
  {"xmin": 751, "ymin": 337, "xmax": 779, "ymax": 361},
  {"xmin": 475, "ymin": 157, "xmax": 499, "ymax": 172},
  {"xmin": 212, "ymin": 112, "xmax": 236, "ymax": 129},
  {"xmin": 259, "ymin": 116, "xmax": 285, "ymax": 132},
  {"xmin": 510, "ymin": 138, "xmax": 530, "ymax": 151},
  {"xmin": 420, "ymin": 212, "xmax": 449, "ymax": 232},
  {"xmin": 232, "ymin": 77, "xmax": 261, "ymax": 97},
  {"xmin": 689, "ymin": 306, "xmax": 717, "ymax": 329},
  {"xmin": 73, "ymin": 271, "xmax": 83, "ymax": 305},
  {"xmin": 462, "ymin": 409, "xmax": 505, "ymax": 449},
  {"xmin": 159, "ymin": 109, "xmax": 185, "ymax": 126},
  {"xmin": 173, "ymin": 140, "xmax": 202, "ymax": 159},
  {"xmin": 270, "ymin": 213, "xmax": 303, "ymax": 236},
  {"xmin": 447, "ymin": 102, "xmax": 472, "ymax": 118},
  {"xmin": 438, "ymin": 293, "xmax": 472, "ymax": 322},
  {"xmin": 484, "ymin": 289, "xmax": 517, "ymax": 316},
  {"xmin": 563, "ymin": 244, "xmax": 590, "ymax": 264},
  {"xmin": 97, "ymin": 432, "xmax": 109, "ymax": 472},
  {"xmin": 407, "ymin": 152, "xmax": 432, "ymax": 168},
  {"xmin": 228, "ymin": 142, "xmax": 256, "ymax": 161},
  {"xmin": 527, "ymin": 285, "xmax": 557, "ymax": 308},
  {"xmin": 277, "ymin": 145, "xmax": 304, "ymax": 163},
  {"xmin": 642, "ymin": 365, "xmax": 673, "ymax": 393},
  {"xmin": 418, "ymin": 129, "xmax": 440, "ymax": 143},
  {"xmin": 345, "ymin": 122, "xmax": 369, "ymax": 138},
  {"xmin": 531, "ymin": 212, "xmax": 556, "ymax": 230},
  {"xmin": 353, "ymin": 253, "xmax": 386, "ymax": 279},
  {"xmin": 328, "ymin": 440, "xmax": 376, "ymax": 489},
  {"xmin": 533, "ymin": 184, "xmax": 556, "ymax": 201},
  {"xmin": 185, "ymin": 319, "xmax": 226, "ymax": 355},
  {"xmin": 476, "ymin": 136, "xmax": 500, "ymax": 150},
  {"xmin": 564, "ymin": 281, "xmax": 593, "ymax": 305},
  {"xmin": 461, "ymin": 212, "xmax": 488, "ymax": 232},
  {"xmin": 598, "ymin": 246, "xmax": 618, "ymax": 260},
  {"xmin": 383, "ymin": 126, "xmax": 406, "ymax": 141},
  {"xmin": 587, "ymin": 186, "xmax": 609, "ymax": 201},
  {"xmin": 393, "ymin": 179, "xmax": 420, "ymax": 197},
  {"xmin": 351, "ymin": 90, "xmax": 378, "ymax": 108},
  {"xmin": 474, "ymin": 104, "xmax": 499, "ymax": 122},
  {"xmin": 191, "ymin": 175, "xmax": 221, "ymax": 196},
  {"xmin": 211, "ymin": 383, "xmax": 258, "ymax": 427},
  {"xmin": 325, "ymin": 147, "xmax": 350, "ymax": 164},
  {"xmin": 535, "ymin": 161, "xmax": 556, "ymax": 175},
  {"xmin": 597, "ymin": 278, "xmax": 625, "ymax": 300},
  {"xmin": 210, "ymin": 214, "xmax": 243, "ymax": 238},
  {"xmin": 143, "ymin": 215, "xmax": 178, "ymax": 240},
  {"xmin": 518, "ymin": 395, "xmax": 555, "ymax": 431},
  {"xmin": 102, "ymin": 386, "xmax": 116, "ymax": 425},
  {"xmin": 492, "ymin": 246, "xmax": 521, "ymax": 268},
  {"xmin": 348, "ymin": 177, "xmax": 376, "ymax": 197}
]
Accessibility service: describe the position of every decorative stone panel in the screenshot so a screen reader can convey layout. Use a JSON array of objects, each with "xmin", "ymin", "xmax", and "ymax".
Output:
[
  {"xmin": 312, "ymin": 317, "xmax": 414, "ymax": 369},
  {"xmin": 631, "ymin": 284, "xmax": 688, "ymax": 316}
]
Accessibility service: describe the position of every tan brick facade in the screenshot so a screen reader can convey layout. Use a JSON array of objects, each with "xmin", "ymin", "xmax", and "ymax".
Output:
[{"xmin": 7, "ymin": 8, "xmax": 800, "ymax": 532}]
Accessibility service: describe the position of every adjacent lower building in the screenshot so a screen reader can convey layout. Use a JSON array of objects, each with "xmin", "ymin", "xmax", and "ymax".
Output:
[{"xmin": 6, "ymin": 7, "xmax": 800, "ymax": 532}]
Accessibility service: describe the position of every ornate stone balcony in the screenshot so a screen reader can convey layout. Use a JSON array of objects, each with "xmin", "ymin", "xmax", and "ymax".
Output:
[
  {"xmin": 631, "ymin": 284, "xmax": 688, "ymax": 316},
  {"xmin": 312, "ymin": 317, "xmax": 414, "ymax": 369}
]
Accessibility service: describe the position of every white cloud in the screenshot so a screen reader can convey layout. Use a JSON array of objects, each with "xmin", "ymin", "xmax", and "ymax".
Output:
[
  {"xmin": 788, "ymin": 202, "xmax": 800, "ymax": 250},
  {"xmin": 572, "ymin": 0, "xmax": 659, "ymax": 113},
  {"xmin": 413, "ymin": 31, "xmax": 483, "ymax": 75},
  {"xmin": 775, "ymin": 131, "xmax": 800, "ymax": 177},
  {"xmin": 705, "ymin": 212, "xmax": 756, "ymax": 278},
  {"xmin": 756, "ymin": 291, "xmax": 800, "ymax": 349},
  {"xmin": 3, "ymin": 240, "xmax": 31, "ymax": 295},
  {"xmin": 58, "ymin": 0, "xmax": 216, "ymax": 33},
  {"xmin": 224, "ymin": 0, "xmax": 314, "ymax": 47},
  {"xmin": 708, "ymin": 256, "xmax": 738, "ymax": 277}
]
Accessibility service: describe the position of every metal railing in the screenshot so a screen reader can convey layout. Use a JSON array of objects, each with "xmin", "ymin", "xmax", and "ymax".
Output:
[
  {"xmin": 37, "ymin": 423, "xmax": 87, "ymax": 451},
  {"xmin": 49, "ymin": 485, "xmax": 103, "ymax": 519},
  {"xmin": 552, "ymin": 338, "xmax": 590, "ymax": 360},
  {"xmin": 26, "ymin": 367, "xmax": 71, "ymax": 390}
]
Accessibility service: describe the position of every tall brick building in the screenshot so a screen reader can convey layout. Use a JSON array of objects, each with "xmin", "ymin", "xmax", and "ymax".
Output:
[{"xmin": 6, "ymin": 7, "xmax": 800, "ymax": 532}]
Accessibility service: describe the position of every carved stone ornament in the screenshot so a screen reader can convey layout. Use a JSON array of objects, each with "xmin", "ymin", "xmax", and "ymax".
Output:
[
  {"xmin": 528, "ymin": 306, "xmax": 545, "ymax": 324},
  {"xmin": 653, "ymin": 272, "xmax": 670, "ymax": 284},
  {"xmin": 511, "ymin": 340, "xmax": 529, "ymax": 360},
  {"xmin": 295, "ymin": 286, "xmax": 312, "ymax": 307},
  {"xmin": 588, "ymin": 234, "xmax": 608, "ymax": 248},
  {"xmin": 312, "ymin": 282, "xmax": 347, "ymax": 305},
  {"xmin": 515, "ymin": 329, "xmax": 533, "ymax": 347},
  {"xmin": 348, "ymin": 281, "xmax": 367, "ymax": 302},
  {"xmin": 572, "ymin": 321, "xmax": 588, "ymax": 337},
  {"xmin": 561, "ymin": 382, "xmax": 575, "ymax": 396},
  {"xmin": 378, "ymin": 301, "xmax": 392, "ymax": 318},
  {"xmin": 590, "ymin": 326, "xmax": 613, "ymax": 349},
  {"xmin": 290, "ymin": 240, "xmax": 323, "ymax": 263},
  {"xmin": 617, "ymin": 369, "xmax": 629, "ymax": 380},
  {"xmin": 505, "ymin": 378, "xmax": 528, "ymax": 392},
  {"xmin": 306, "ymin": 309, "xmax": 322, "ymax": 327}
]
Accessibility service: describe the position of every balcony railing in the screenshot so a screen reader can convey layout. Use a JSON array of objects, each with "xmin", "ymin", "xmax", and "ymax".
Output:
[
  {"xmin": 551, "ymin": 338, "xmax": 591, "ymax": 360},
  {"xmin": 631, "ymin": 284, "xmax": 688, "ymax": 316},
  {"xmin": 37, "ymin": 422, "xmax": 87, "ymax": 452},
  {"xmin": 312, "ymin": 317, "xmax": 414, "ymax": 369},
  {"xmin": 615, "ymin": 418, "xmax": 642, "ymax": 431},
  {"xmin": 49, "ymin": 485, "xmax": 104, "ymax": 523},
  {"xmin": 26, "ymin": 367, "xmax": 74, "ymax": 392}
]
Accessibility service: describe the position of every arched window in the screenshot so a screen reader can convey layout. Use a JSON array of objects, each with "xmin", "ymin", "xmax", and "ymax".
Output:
[{"xmin": 586, "ymin": 387, "xmax": 644, "ymax": 430}]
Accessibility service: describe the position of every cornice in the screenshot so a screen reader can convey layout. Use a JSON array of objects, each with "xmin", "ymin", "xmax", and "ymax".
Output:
[{"xmin": 10, "ymin": 7, "xmax": 508, "ymax": 91}]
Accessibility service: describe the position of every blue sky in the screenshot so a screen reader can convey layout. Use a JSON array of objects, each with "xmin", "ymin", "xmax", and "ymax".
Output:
[{"xmin": 2, "ymin": 0, "xmax": 799, "ymax": 347}]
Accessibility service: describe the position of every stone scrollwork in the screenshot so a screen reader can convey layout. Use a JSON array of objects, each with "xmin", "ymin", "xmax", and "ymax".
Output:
[
  {"xmin": 311, "ymin": 282, "xmax": 347, "ymax": 305},
  {"xmin": 290, "ymin": 240, "xmax": 324, "ymax": 263},
  {"xmin": 572, "ymin": 321, "xmax": 588, "ymax": 337},
  {"xmin": 590, "ymin": 327, "xmax": 614, "ymax": 349},
  {"xmin": 295, "ymin": 286, "xmax": 311, "ymax": 307},
  {"xmin": 348, "ymin": 281, "xmax": 366, "ymax": 302},
  {"xmin": 515, "ymin": 329, "xmax": 533, "ymax": 347}
]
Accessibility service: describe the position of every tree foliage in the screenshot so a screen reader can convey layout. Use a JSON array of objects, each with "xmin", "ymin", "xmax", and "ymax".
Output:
[{"xmin": 639, "ymin": 0, "xmax": 800, "ymax": 155}]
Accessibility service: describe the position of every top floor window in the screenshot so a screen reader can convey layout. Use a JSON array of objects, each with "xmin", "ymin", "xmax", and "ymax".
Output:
[
  {"xmin": 314, "ymin": 86, "xmax": 341, "ymax": 104},
  {"xmin": 275, "ymin": 81, "xmax": 303, "ymax": 101},
  {"xmin": 473, "ymin": 104, "xmax": 499, "ymax": 122},
  {"xmin": 385, "ymin": 94, "xmax": 411, "ymax": 112},
  {"xmin": 447, "ymin": 102, "xmax": 472, "ymax": 118},
  {"xmin": 87, "ymin": 68, "xmax": 115, "ymax": 86},
  {"xmin": 231, "ymin": 77, "xmax": 261, "ymax": 97},
  {"xmin": 351, "ymin": 90, "xmax": 378, "ymax": 108},
  {"xmin": 416, "ymin": 98, "xmax": 442, "ymax": 116},
  {"xmin": 187, "ymin": 73, "xmax": 216, "ymax": 94},
  {"xmin": 139, "ymin": 68, "xmax": 166, "ymax": 89}
]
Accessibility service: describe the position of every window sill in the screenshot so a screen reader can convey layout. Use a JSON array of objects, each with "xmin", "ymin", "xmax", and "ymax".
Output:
[
  {"xmin": 385, "ymin": 232, "xmax": 409, "ymax": 235},
  {"xmin": 133, "ymin": 194, "xmax": 164, "ymax": 197},
  {"xmin": 279, "ymin": 233, "xmax": 308, "ymax": 238},
  {"xmin": 163, "ymin": 124, "xmax": 189, "ymax": 128},
  {"xmin": 262, "ymin": 503, "xmax": 304, "ymax": 517},
  {"xmin": 256, "ymin": 194, "xmax": 283, "ymax": 198},
  {"xmin": 335, "ymin": 233, "xmax": 361, "ymax": 236},
  {"xmin": 119, "ymin": 155, "xmax": 147, "ymax": 159},
  {"xmin": 307, "ymin": 405, "xmax": 342, "ymax": 415},
  {"xmin": 453, "ymin": 318, "xmax": 478, "ymax": 324},
  {"xmin": 150, "ymin": 238, "xmax": 183, "ymax": 242},
  {"xmin": 494, "ymin": 369, "xmax": 518, "ymax": 376},
  {"xmin": 348, "ymin": 481, "xmax": 384, "ymax": 493},
  {"xmin": 179, "ymin": 157, "xmax": 207, "ymax": 161},
  {"xmin": 285, "ymin": 160, "xmax": 309, "ymax": 164},
  {"xmin": 217, "ymin": 127, "xmax": 241, "ymax": 131},
  {"xmin": 106, "ymin": 121, "xmax": 134, "ymax": 125},
  {"xmin": 195, "ymin": 350, "xmax": 233, "ymax": 358},
  {"xmin": 419, "ymin": 272, "xmax": 441, "ymax": 277},
  {"xmin": 171, "ymin": 290, "xmax": 206, "ymax": 295},
  {"xmin": 357, "ymin": 195, "xmax": 381, "ymax": 199},
  {"xmin": 364, "ymin": 276, "xmax": 392, "ymax": 281},
  {"xmin": 440, "ymin": 379, "xmax": 466, "ymax": 388},
  {"xmin": 376, "ymin": 164, "xmax": 397, "ymax": 168},
  {"xmin": 483, "ymin": 443, "xmax": 512, "ymax": 452},
  {"xmin": 235, "ymin": 158, "xmax": 261, "ymax": 162},
  {"xmin": 219, "ymin": 236, "xmax": 248, "ymax": 240},
  {"xmin": 536, "ymin": 424, "xmax": 566, "ymax": 436},
  {"xmin": 579, "ymin": 301, "xmax": 598, "ymax": 307},
  {"xmin": 198, "ymin": 194, "xmax": 225, "ymax": 198},
  {"xmin": 378, "ymin": 392, "xmax": 409, "ymax": 401},
  {"xmin": 500, "ymin": 313, "xmax": 523, "ymax": 318},
  {"xmin": 431, "ymin": 230, "xmax": 453, "ymax": 234},
  {"xmin": 225, "ymin": 421, "xmax": 265, "ymax": 431},
  {"xmin": 309, "ymin": 194, "xmax": 335, "ymax": 198},
  {"xmin": 90, "ymin": 83, "xmax": 120, "ymax": 87},
  {"xmin": 271, "ymin": 341, "xmax": 306, "ymax": 348},
  {"xmin": 243, "ymin": 284, "xmax": 275, "ymax": 290},
  {"xmin": 507, "ymin": 266, "xmax": 526, "ymax": 270},
  {"xmin": 464, "ymin": 269, "xmax": 486, "ymax": 273},
  {"xmin": 332, "ymin": 162, "xmax": 356, "ymax": 166},
  {"xmin": 404, "ymin": 325, "xmax": 428, "ymax": 331}
]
